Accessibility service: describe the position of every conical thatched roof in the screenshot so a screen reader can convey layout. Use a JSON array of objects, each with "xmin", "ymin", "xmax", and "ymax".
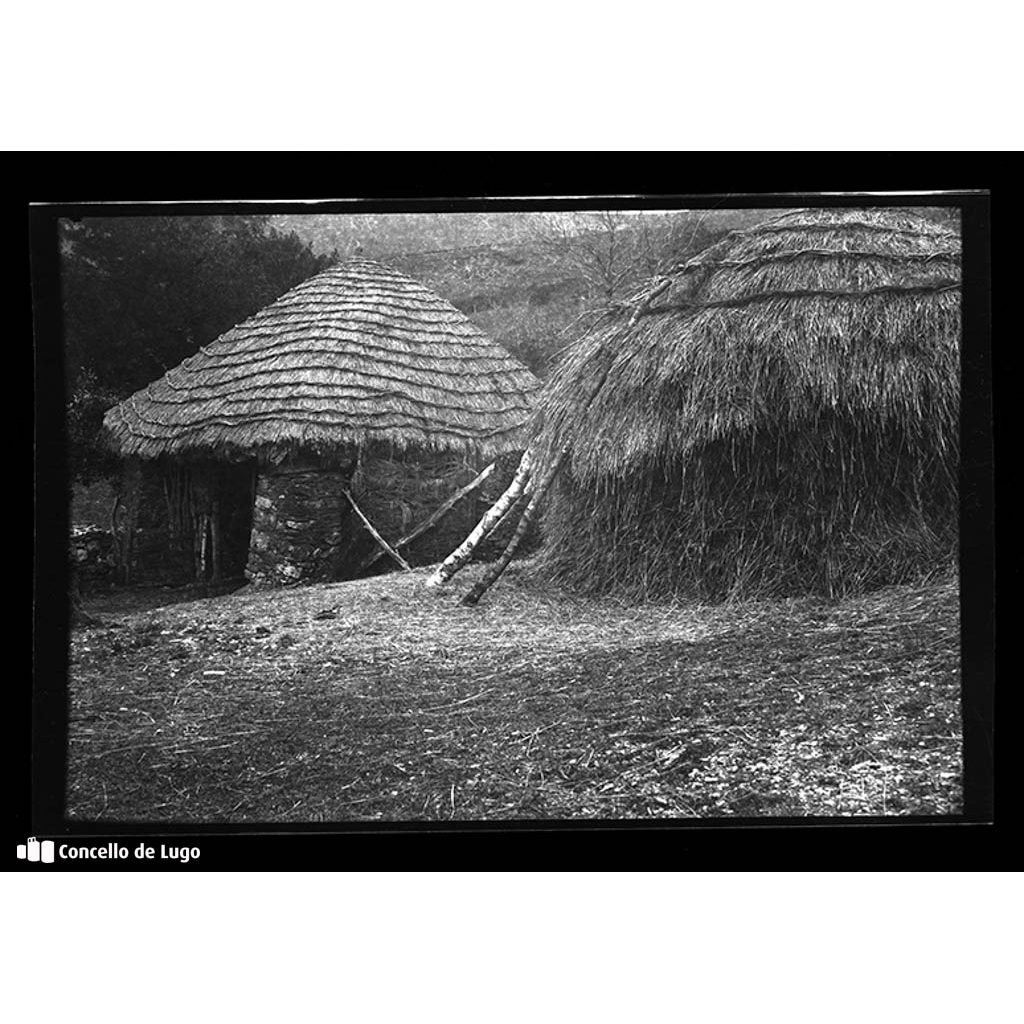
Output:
[
  {"xmin": 104, "ymin": 258, "xmax": 539, "ymax": 461},
  {"xmin": 530, "ymin": 208, "xmax": 961, "ymax": 600},
  {"xmin": 534, "ymin": 208, "xmax": 960, "ymax": 477}
]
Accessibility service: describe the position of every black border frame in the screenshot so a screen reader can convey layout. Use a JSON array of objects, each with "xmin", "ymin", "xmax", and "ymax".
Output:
[{"xmin": 25, "ymin": 182, "xmax": 995, "ymax": 870}]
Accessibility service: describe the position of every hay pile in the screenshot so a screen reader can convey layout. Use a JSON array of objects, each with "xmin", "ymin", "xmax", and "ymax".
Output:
[{"xmin": 530, "ymin": 209, "xmax": 961, "ymax": 601}]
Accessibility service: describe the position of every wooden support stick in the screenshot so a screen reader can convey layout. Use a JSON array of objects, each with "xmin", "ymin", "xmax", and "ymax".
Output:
[
  {"xmin": 628, "ymin": 276, "xmax": 672, "ymax": 326},
  {"xmin": 425, "ymin": 450, "xmax": 532, "ymax": 588},
  {"xmin": 445, "ymin": 341, "xmax": 622, "ymax": 604},
  {"xmin": 211, "ymin": 497, "xmax": 222, "ymax": 583},
  {"xmin": 122, "ymin": 459, "xmax": 141, "ymax": 585},
  {"xmin": 110, "ymin": 492, "xmax": 123, "ymax": 571},
  {"xmin": 356, "ymin": 461, "xmax": 496, "ymax": 574},
  {"xmin": 198, "ymin": 513, "xmax": 210, "ymax": 581},
  {"xmin": 343, "ymin": 489, "xmax": 412, "ymax": 571},
  {"xmin": 486, "ymin": 488, "xmax": 528, "ymax": 540},
  {"xmin": 460, "ymin": 447, "xmax": 567, "ymax": 606}
]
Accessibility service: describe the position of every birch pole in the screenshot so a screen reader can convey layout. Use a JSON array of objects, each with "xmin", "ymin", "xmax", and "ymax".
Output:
[
  {"xmin": 433, "ymin": 317, "xmax": 623, "ymax": 602},
  {"xmin": 460, "ymin": 447, "xmax": 567, "ymax": 606},
  {"xmin": 425, "ymin": 450, "xmax": 532, "ymax": 588},
  {"xmin": 356, "ymin": 461, "xmax": 496, "ymax": 574}
]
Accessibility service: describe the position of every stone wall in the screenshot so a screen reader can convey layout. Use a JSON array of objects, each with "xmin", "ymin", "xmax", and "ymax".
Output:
[
  {"xmin": 353, "ymin": 449, "xmax": 541, "ymax": 569},
  {"xmin": 70, "ymin": 525, "xmax": 118, "ymax": 582},
  {"xmin": 78, "ymin": 451, "xmax": 540, "ymax": 590},
  {"xmin": 245, "ymin": 466, "xmax": 352, "ymax": 587},
  {"xmin": 71, "ymin": 523, "xmax": 196, "ymax": 587},
  {"xmin": 352, "ymin": 451, "xmax": 482, "ymax": 569},
  {"xmin": 244, "ymin": 449, "xmax": 540, "ymax": 587}
]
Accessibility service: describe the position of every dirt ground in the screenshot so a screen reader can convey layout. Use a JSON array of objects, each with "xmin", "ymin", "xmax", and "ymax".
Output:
[{"xmin": 67, "ymin": 562, "xmax": 962, "ymax": 822}]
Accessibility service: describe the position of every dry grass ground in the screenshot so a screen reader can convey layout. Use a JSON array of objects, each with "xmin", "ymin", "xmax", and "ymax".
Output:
[{"xmin": 68, "ymin": 563, "xmax": 962, "ymax": 822}]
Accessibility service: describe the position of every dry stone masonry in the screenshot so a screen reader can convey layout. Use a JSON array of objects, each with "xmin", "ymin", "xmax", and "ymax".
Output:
[
  {"xmin": 246, "ymin": 465, "xmax": 353, "ymax": 587},
  {"xmin": 70, "ymin": 525, "xmax": 117, "ymax": 581}
]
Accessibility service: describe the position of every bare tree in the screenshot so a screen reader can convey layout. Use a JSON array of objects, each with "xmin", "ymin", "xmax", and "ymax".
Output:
[
  {"xmin": 528, "ymin": 211, "xmax": 647, "ymax": 301},
  {"xmin": 527, "ymin": 210, "xmax": 726, "ymax": 303}
]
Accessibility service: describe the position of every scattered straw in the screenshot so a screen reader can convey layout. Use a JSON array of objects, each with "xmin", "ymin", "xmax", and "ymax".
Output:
[{"xmin": 68, "ymin": 564, "xmax": 962, "ymax": 822}]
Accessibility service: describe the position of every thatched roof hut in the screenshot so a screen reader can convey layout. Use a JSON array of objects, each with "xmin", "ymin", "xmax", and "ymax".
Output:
[
  {"xmin": 103, "ymin": 258, "xmax": 539, "ymax": 585},
  {"xmin": 104, "ymin": 257, "xmax": 537, "ymax": 461},
  {"xmin": 529, "ymin": 208, "xmax": 961, "ymax": 601}
]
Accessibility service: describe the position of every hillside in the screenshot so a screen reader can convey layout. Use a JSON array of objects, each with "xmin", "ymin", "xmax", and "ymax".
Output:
[
  {"xmin": 392, "ymin": 241, "xmax": 589, "ymax": 377},
  {"xmin": 271, "ymin": 209, "xmax": 787, "ymax": 376}
]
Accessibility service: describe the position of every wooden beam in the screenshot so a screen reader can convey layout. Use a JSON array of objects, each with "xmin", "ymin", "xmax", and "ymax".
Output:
[
  {"xmin": 121, "ymin": 459, "xmax": 141, "ymax": 585},
  {"xmin": 198, "ymin": 513, "xmax": 210, "ymax": 581},
  {"xmin": 211, "ymin": 496, "xmax": 222, "ymax": 583},
  {"xmin": 343, "ymin": 489, "xmax": 412, "ymax": 571},
  {"xmin": 425, "ymin": 451, "xmax": 532, "ymax": 588},
  {"xmin": 486, "ymin": 489, "xmax": 527, "ymax": 540},
  {"xmin": 355, "ymin": 462, "xmax": 496, "ymax": 574},
  {"xmin": 452, "ymin": 339, "xmax": 630, "ymax": 603},
  {"xmin": 460, "ymin": 447, "xmax": 567, "ymax": 606},
  {"xmin": 109, "ymin": 492, "xmax": 124, "ymax": 572}
]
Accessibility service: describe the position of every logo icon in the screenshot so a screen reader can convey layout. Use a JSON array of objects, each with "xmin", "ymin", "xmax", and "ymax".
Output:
[{"xmin": 16, "ymin": 838, "xmax": 55, "ymax": 864}]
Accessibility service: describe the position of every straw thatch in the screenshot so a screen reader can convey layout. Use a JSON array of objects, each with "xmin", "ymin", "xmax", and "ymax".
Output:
[
  {"xmin": 530, "ymin": 208, "xmax": 961, "ymax": 601},
  {"xmin": 103, "ymin": 258, "xmax": 539, "ymax": 462}
]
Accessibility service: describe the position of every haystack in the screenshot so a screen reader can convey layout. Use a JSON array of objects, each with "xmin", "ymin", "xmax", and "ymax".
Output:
[
  {"xmin": 527, "ymin": 208, "xmax": 960, "ymax": 601},
  {"xmin": 103, "ymin": 258, "xmax": 539, "ymax": 585}
]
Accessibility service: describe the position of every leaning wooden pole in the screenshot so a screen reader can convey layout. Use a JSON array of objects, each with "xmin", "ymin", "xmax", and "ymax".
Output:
[
  {"xmin": 356, "ymin": 461, "xmax": 496, "ymax": 574},
  {"xmin": 434, "ymin": 314, "xmax": 624, "ymax": 602},
  {"xmin": 121, "ymin": 458, "xmax": 141, "ymax": 585},
  {"xmin": 109, "ymin": 493, "xmax": 124, "ymax": 572},
  {"xmin": 485, "ymin": 489, "xmax": 528, "ymax": 541},
  {"xmin": 210, "ymin": 496, "xmax": 222, "ymax": 584},
  {"xmin": 343, "ymin": 489, "xmax": 412, "ymax": 571},
  {"xmin": 425, "ymin": 451, "xmax": 532, "ymax": 588},
  {"xmin": 460, "ymin": 447, "xmax": 567, "ymax": 606}
]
